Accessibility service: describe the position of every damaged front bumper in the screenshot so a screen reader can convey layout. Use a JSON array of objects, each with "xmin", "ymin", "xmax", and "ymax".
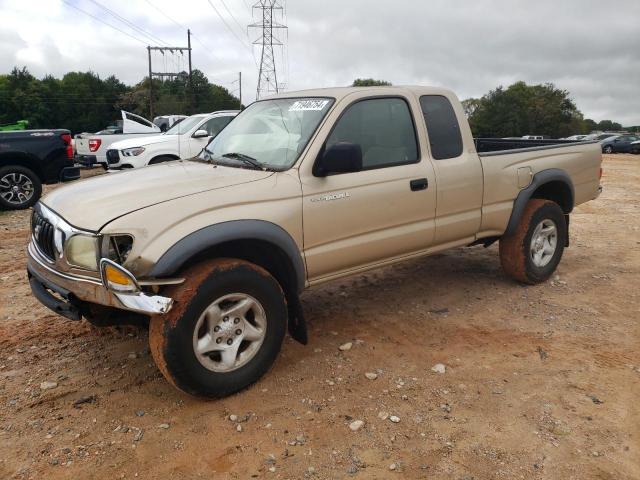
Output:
[{"xmin": 27, "ymin": 242, "xmax": 173, "ymax": 320}]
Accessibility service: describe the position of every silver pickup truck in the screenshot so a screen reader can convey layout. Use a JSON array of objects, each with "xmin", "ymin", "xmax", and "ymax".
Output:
[{"xmin": 26, "ymin": 86, "xmax": 602, "ymax": 398}]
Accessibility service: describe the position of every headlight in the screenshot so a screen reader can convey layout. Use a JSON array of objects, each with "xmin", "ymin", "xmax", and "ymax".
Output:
[
  {"xmin": 121, "ymin": 147, "xmax": 145, "ymax": 157},
  {"xmin": 65, "ymin": 235, "xmax": 99, "ymax": 270}
]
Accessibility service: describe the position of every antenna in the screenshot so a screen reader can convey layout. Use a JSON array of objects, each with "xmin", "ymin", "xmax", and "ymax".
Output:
[{"xmin": 249, "ymin": 1, "xmax": 287, "ymax": 100}]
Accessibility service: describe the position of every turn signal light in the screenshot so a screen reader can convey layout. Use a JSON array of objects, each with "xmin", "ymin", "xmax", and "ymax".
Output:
[{"xmin": 100, "ymin": 259, "xmax": 139, "ymax": 294}]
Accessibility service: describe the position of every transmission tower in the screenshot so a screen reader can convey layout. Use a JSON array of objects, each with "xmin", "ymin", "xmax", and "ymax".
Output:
[{"xmin": 250, "ymin": 1, "xmax": 287, "ymax": 99}]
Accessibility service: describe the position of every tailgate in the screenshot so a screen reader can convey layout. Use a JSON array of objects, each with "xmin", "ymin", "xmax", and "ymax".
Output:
[{"xmin": 75, "ymin": 138, "xmax": 91, "ymax": 155}]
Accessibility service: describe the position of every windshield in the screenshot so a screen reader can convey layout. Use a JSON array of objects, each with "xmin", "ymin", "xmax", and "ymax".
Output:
[
  {"xmin": 165, "ymin": 116, "xmax": 205, "ymax": 135},
  {"xmin": 199, "ymin": 97, "xmax": 334, "ymax": 170}
]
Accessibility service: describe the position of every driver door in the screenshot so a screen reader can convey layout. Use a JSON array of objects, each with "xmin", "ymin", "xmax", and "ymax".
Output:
[{"xmin": 300, "ymin": 95, "xmax": 437, "ymax": 282}]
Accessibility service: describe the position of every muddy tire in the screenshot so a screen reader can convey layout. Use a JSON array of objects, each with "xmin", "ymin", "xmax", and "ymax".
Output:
[
  {"xmin": 499, "ymin": 199, "xmax": 567, "ymax": 284},
  {"xmin": 0, "ymin": 165, "xmax": 42, "ymax": 210},
  {"xmin": 149, "ymin": 258, "xmax": 287, "ymax": 398}
]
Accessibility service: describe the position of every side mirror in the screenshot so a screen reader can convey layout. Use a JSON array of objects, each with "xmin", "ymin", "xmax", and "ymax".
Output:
[
  {"xmin": 314, "ymin": 142, "xmax": 363, "ymax": 176},
  {"xmin": 193, "ymin": 129, "xmax": 209, "ymax": 138}
]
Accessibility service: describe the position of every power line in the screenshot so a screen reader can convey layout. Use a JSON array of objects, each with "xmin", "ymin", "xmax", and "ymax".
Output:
[
  {"xmin": 143, "ymin": 0, "xmax": 187, "ymax": 30},
  {"xmin": 86, "ymin": 0, "xmax": 169, "ymax": 46},
  {"xmin": 61, "ymin": 0, "xmax": 148, "ymax": 45},
  {"xmin": 218, "ymin": 0, "xmax": 248, "ymax": 37},
  {"xmin": 206, "ymin": 0, "xmax": 253, "ymax": 54}
]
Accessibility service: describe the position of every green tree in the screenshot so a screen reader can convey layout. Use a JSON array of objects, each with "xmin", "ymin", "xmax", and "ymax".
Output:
[
  {"xmin": 468, "ymin": 81, "xmax": 584, "ymax": 138},
  {"xmin": 352, "ymin": 78, "xmax": 392, "ymax": 87},
  {"xmin": 596, "ymin": 120, "xmax": 622, "ymax": 131},
  {"xmin": 0, "ymin": 66, "xmax": 240, "ymax": 133},
  {"xmin": 461, "ymin": 98, "xmax": 481, "ymax": 118}
]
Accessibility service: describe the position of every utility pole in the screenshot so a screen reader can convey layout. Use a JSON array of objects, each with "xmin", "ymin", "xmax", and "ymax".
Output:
[
  {"xmin": 147, "ymin": 46, "xmax": 153, "ymax": 118},
  {"xmin": 146, "ymin": 30, "xmax": 193, "ymax": 116},
  {"xmin": 250, "ymin": 1, "xmax": 287, "ymax": 100},
  {"xmin": 239, "ymin": 71, "xmax": 242, "ymax": 108}
]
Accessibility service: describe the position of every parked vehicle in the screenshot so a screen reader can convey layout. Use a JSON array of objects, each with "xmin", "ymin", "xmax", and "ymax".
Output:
[
  {"xmin": 0, "ymin": 120, "xmax": 29, "ymax": 131},
  {"xmin": 105, "ymin": 111, "xmax": 238, "ymax": 169},
  {"xmin": 153, "ymin": 115, "xmax": 187, "ymax": 132},
  {"xmin": 75, "ymin": 111, "xmax": 160, "ymax": 168},
  {"xmin": 522, "ymin": 135, "xmax": 546, "ymax": 140},
  {"xmin": 564, "ymin": 135, "xmax": 588, "ymax": 141},
  {"xmin": 0, "ymin": 129, "xmax": 79, "ymax": 209},
  {"xmin": 26, "ymin": 86, "xmax": 602, "ymax": 398},
  {"xmin": 601, "ymin": 134, "xmax": 639, "ymax": 154}
]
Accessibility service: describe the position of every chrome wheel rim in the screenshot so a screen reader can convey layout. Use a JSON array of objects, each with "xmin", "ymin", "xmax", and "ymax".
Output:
[
  {"xmin": 192, "ymin": 293, "xmax": 267, "ymax": 372},
  {"xmin": 0, "ymin": 173, "xmax": 34, "ymax": 205},
  {"xmin": 530, "ymin": 219, "xmax": 557, "ymax": 268}
]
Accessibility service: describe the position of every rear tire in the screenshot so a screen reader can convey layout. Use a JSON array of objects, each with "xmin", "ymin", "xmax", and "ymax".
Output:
[
  {"xmin": 149, "ymin": 258, "xmax": 287, "ymax": 398},
  {"xmin": 603, "ymin": 145, "xmax": 613, "ymax": 154},
  {"xmin": 0, "ymin": 165, "xmax": 42, "ymax": 210},
  {"xmin": 499, "ymin": 199, "xmax": 567, "ymax": 284}
]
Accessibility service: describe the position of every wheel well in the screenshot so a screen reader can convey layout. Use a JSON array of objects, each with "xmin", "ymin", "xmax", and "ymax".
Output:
[
  {"xmin": 180, "ymin": 239, "xmax": 299, "ymax": 298},
  {"xmin": 149, "ymin": 154, "xmax": 179, "ymax": 165},
  {"xmin": 0, "ymin": 153, "xmax": 43, "ymax": 180},
  {"xmin": 531, "ymin": 181, "xmax": 573, "ymax": 213}
]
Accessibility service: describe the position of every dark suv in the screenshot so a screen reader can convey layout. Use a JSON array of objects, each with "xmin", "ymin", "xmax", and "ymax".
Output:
[{"xmin": 0, "ymin": 129, "xmax": 79, "ymax": 209}]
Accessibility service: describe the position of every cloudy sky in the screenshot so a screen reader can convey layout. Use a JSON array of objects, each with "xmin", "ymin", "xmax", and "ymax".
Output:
[{"xmin": 1, "ymin": 0, "xmax": 639, "ymax": 125}]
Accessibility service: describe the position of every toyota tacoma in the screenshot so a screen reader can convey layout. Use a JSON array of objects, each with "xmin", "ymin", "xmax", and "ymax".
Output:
[{"xmin": 26, "ymin": 86, "xmax": 602, "ymax": 397}]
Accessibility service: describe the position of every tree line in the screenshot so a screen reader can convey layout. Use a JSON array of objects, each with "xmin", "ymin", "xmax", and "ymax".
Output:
[
  {"xmin": 353, "ymin": 79, "xmax": 637, "ymax": 138},
  {"xmin": 0, "ymin": 67, "xmax": 240, "ymax": 134},
  {"xmin": 1, "ymin": 70, "xmax": 635, "ymax": 137}
]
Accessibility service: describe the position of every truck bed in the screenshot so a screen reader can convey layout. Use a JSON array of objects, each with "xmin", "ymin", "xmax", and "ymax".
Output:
[{"xmin": 476, "ymin": 140, "xmax": 602, "ymax": 237}]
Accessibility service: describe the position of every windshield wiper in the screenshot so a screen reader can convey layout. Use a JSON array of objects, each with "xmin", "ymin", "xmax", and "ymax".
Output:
[{"xmin": 222, "ymin": 152, "xmax": 265, "ymax": 170}]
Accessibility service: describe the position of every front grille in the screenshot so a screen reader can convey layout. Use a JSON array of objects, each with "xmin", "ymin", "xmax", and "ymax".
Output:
[
  {"xmin": 32, "ymin": 210, "xmax": 56, "ymax": 261},
  {"xmin": 106, "ymin": 149, "xmax": 120, "ymax": 164}
]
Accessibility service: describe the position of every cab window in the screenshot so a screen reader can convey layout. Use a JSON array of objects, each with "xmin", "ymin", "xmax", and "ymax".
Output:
[
  {"xmin": 326, "ymin": 97, "xmax": 418, "ymax": 169},
  {"xmin": 419, "ymin": 95, "xmax": 463, "ymax": 160}
]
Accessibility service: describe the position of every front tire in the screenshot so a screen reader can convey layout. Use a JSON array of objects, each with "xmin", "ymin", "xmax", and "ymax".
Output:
[
  {"xmin": 603, "ymin": 145, "xmax": 613, "ymax": 154},
  {"xmin": 149, "ymin": 258, "xmax": 287, "ymax": 398},
  {"xmin": 499, "ymin": 199, "xmax": 567, "ymax": 284},
  {"xmin": 0, "ymin": 165, "xmax": 42, "ymax": 210}
]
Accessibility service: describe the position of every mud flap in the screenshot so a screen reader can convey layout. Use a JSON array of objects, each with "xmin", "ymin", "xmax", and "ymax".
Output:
[{"xmin": 287, "ymin": 294, "xmax": 308, "ymax": 345}]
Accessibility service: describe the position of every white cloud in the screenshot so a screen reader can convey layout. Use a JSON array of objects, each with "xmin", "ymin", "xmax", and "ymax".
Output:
[{"xmin": 0, "ymin": 0, "xmax": 638, "ymax": 124}]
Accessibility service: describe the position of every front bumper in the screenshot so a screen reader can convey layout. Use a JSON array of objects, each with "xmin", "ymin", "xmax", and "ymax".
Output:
[{"xmin": 27, "ymin": 242, "xmax": 173, "ymax": 319}]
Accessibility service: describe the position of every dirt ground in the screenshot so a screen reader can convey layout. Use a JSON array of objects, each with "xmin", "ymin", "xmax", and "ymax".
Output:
[{"xmin": 0, "ymin": 155, "xmax": 638, "ymax": 480}]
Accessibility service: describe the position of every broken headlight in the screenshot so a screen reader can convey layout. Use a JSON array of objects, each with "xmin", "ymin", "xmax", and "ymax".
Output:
[{"xmin": 102, "ymin": 235, "xmax": 134, "ymax": 265}]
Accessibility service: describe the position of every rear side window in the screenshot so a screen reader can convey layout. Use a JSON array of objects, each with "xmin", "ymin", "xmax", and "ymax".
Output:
[
  {"xmin": 419, "ymin": 95, "xmax": 463, "ymax": 160},
  {"xmin": 326, "ymin": 97, "xmax": 418, "ymax": 169}
]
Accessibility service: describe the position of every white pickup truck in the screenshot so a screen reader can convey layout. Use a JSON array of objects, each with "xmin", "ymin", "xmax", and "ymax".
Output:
[
  {"xmin": 105, "ymin": 111, "xmax": 238, "ymax": 169},
  {"xmin": 75, "ymin": 111, "xmax": 161, "ymax": 168}
]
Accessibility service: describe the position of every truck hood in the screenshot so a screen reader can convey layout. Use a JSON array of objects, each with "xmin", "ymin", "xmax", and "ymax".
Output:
[
  {"xmin": 109, "ymin": 134, "xmax": 175, "ymax": 150},
  {"xmin": 42, "ymin": 160, "xmax": 273, "ymax": 231}
]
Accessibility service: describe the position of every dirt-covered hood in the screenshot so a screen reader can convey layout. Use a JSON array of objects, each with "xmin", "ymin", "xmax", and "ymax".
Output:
[{"xmin": 41, "ymin": 160, "xmax": 273, "ymax": 231}]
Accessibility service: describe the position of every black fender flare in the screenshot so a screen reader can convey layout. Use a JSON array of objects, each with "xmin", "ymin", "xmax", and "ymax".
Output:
[
  {"xmin": 149, "ymin": 219, "xmax": 306, "ymax": 294},
  {"xmin": 504, "ymin": 168, "xmax": 574, "ymax": 236},
  {"xmin": 149, "ymin": 220, "xmax": 308, "ymax": 344}
]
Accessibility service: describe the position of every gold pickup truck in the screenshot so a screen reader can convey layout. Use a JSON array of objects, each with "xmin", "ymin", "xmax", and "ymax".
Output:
[{"xmin": 26, "ymin": 86, "xmax": 602, "ymax": 397}]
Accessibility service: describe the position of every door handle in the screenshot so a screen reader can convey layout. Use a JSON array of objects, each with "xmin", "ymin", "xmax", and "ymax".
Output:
[{"xmin": 410, "ymin": 178, "xmax": 428, "ymax": 191}]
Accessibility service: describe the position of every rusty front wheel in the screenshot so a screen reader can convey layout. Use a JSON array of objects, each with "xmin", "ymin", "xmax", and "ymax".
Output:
[{"xmin": 149, "ymin": 258, "xmax": 287, "ymax": 398}]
